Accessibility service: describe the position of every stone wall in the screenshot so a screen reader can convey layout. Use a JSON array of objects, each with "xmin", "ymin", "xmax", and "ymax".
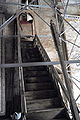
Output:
[{"xmin": 34, "ymin": 1, "xmax": 59, "ymax": 62}]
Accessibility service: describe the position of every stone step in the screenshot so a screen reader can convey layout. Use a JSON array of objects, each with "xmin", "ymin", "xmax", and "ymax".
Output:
[
  {"xmin": 25, "ymin": 82, "xmax": 54, "ymax": 91},
  {"xmin": 27, "ymin": 118, "xmax": 69, "ymax": 120},
  {"xmin": 24, "ymin": 47, "xmax": 39, "ymax": 52},
  {"xmin": 27, "ymin": 108, "xmax": 65, "ymax": 120},
  {"xmin": 24, "ymin": 76, "xmax": 50, "ymax": 83},
  {"xmin": 24, "ymin": 71, "xmax": 48, "ymax": 77},
  {"xmin": 54, "ymin": 108, "xmax": 71, "ymax": 120},
  {"xmin": 25, "ymin": 90, "xmax": 57, "ymax": 100},
  {"xmin": 21, "ymin": 45, "xmax": 34, "ymax": 50},
  {"xmin": 22, "ymin": 51, "xmax": 41, "ymax": 59},
  {"xmin": 21, "ymin": 40, "xmax": 34, "ymax": 46},
  {"xmin": 21, "ymin": 46, "xmax": 35, "ymax": 50},
  {"xmin": 52, "ymin": 119, "xmax": 69, "ymax": 120},
  {"xmin": 21, "ymin": 47, "xmax": 39, "ymax": 54},
  {"xmin": 26, "ymin": 98, "xmax": 63, "ymax": 111},
  {"xmin": 21, "ymin": 41, "xmax": 71, "ymax": 120}
]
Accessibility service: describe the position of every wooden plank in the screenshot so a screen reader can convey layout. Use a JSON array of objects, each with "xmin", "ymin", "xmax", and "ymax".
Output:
[
  {"xmin": 27, "ymin": 108, "xmax": 64, "ymax": 120},
  {"xmin": 24, "ymin": 76, "xmax": 50, "ymax": 83},
  {"xmin": 25, "ymin": 82, "xmax": 54, "ymax": 91},
  {"xmin": 25, "ymin": 90, "xmax": 57, "ymax": 100},
  {"xmin": 26, "ymin": 98, "xmax": 62, "ymax": 111}
]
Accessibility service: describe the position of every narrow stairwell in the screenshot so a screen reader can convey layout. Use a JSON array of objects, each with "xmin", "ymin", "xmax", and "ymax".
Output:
[{"xmin": 21, "ymin": 40, "xmax": 71, "ymax": 120}]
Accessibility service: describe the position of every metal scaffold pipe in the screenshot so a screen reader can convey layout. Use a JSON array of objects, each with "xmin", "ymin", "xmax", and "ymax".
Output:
[{"xmin": 50, "ymin": 20, "xmax": 80, "ymax": 120}]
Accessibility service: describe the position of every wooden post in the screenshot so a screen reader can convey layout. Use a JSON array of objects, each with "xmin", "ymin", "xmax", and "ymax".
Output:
[
  {"xmin": 0, "ymin": 16, "xmax": 5, "ymax": 115},
  {"xmin": 17, "ymin": 14, "xmax": 27, "ymax": 117},
  {"xmin": 50, "ymin": 20, "xmax": 80, "ymax": 120}
]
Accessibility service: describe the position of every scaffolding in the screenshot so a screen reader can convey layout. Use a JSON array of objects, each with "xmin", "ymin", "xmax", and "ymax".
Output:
[{"xmin": 0, "ymin": 0, "xmax": 80, "ymax": 120}]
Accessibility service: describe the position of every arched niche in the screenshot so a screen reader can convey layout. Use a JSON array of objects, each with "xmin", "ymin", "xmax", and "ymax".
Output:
[{"xmin": 18, "ymin": 10, "xmax": 36, "ymax": 40}]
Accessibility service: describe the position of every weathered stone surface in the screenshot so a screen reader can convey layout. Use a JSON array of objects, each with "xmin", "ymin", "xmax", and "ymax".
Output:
[{"xmin": 5, "ymin": 0, "xmax": 19, "ymax": 15}]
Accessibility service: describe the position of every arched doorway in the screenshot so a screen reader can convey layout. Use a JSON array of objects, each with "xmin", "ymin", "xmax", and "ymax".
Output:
[{"xmin": 18, "ymin": 10, "xmax": 35, "ymax": 41}]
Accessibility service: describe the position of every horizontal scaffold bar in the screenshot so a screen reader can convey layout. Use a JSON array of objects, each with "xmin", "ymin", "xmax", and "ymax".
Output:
[
  {"xmin": 0, "ymin": 2, "xmax": 51, "ymax": 8},
  {"xmin": 0, "ymin": 60, "xmax": 80, "ymax": 68},
  {"xmin": 0, "ymin": 35, "xmax": 52, "ymax": 38}
]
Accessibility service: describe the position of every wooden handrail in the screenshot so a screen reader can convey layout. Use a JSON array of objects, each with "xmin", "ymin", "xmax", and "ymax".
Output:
[{"xmin": 17, "ymin": 17, "xmax": 27, "ymax": 119}]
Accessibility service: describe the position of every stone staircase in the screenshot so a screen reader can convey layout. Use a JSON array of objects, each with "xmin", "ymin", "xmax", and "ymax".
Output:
[{"xmin": 21, "ymin": 40, "xmax": 71, "ymax": 120}]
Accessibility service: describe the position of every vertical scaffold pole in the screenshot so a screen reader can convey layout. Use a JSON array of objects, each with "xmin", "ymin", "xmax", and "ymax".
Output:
[{"xmin": 50, "ymin": 20, "xmax": 80, "ymax": 120}]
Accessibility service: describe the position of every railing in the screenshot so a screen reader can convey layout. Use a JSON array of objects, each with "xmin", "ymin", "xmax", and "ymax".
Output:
[
  {"xmin": 34, "ymin": 35, "xmax": 70, "ymax": 101},
  {"xmin": 17, "ymin": 18, "xmax": 27, "ymax": 120}
]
